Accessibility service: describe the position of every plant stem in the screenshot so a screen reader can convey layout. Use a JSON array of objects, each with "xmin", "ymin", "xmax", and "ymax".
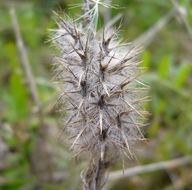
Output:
[{"xmin": 81, "ymin": 146, "xmax": 110, "ymax": 190}]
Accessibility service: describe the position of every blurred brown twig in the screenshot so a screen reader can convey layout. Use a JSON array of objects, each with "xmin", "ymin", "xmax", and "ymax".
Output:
[
  {"xmin": 109, "ymin": 156, "xmax": 191, "ymax": 181},
  {"xmin": 10, "ymin": 7, "xmax": 53, "ymax": 183},
  {"xmin": 170, "ymin": 0, "xmax": 192, "ymax": 37}
]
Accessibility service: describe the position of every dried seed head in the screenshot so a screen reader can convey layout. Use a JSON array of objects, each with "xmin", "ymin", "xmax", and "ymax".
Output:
[{"xmin": 51, "ymin": 8, "xmax": 148, "ymax": 163}]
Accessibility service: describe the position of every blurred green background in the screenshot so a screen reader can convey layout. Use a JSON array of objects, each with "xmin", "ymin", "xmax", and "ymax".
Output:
[{"xmin": 0, "ymin": 0, "xmax": 192, "ymax": 189}]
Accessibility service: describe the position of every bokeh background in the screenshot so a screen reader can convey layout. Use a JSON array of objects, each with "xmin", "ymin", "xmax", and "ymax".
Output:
[{"xmin": 0, "ymin": 0, "xmax": 192, "ymax": 190}]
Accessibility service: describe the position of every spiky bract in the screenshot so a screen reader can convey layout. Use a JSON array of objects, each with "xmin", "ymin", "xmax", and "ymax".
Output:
[{"xmin": 51, "ymin": 11, "xmax": 148, "ymax": 163}]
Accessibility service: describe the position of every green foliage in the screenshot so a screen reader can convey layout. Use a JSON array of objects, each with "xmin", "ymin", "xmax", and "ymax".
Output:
[
  {"xmin": 174, "ymin": 62, "xmax": 191, "ymax": 88},
  {"xmin": 3, "ymin": 43, "xmax": 29, "ymax": 123},
  {"xmin": 142, "ymin": 51, "xmax": 151, "ymax": 70},
  {"xmin": 158, "ymin": 56, "xmax": 170, "ymax": 78}
]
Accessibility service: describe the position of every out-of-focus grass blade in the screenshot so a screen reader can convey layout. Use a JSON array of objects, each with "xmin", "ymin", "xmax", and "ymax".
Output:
[
  {"xmin": 158, "ymin": 56, "xmax": 170, "ymax": 78},
  {"xmin": 142, "ymin": 51, "xmax": 151, "ymax": 70},
  {"xmin": 4, "ymin": 43, "xmax": 29, "ymax": 122},
  {"xmin": 174, "ymin": 62, "xmax": 191, "ymax": 88}
]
